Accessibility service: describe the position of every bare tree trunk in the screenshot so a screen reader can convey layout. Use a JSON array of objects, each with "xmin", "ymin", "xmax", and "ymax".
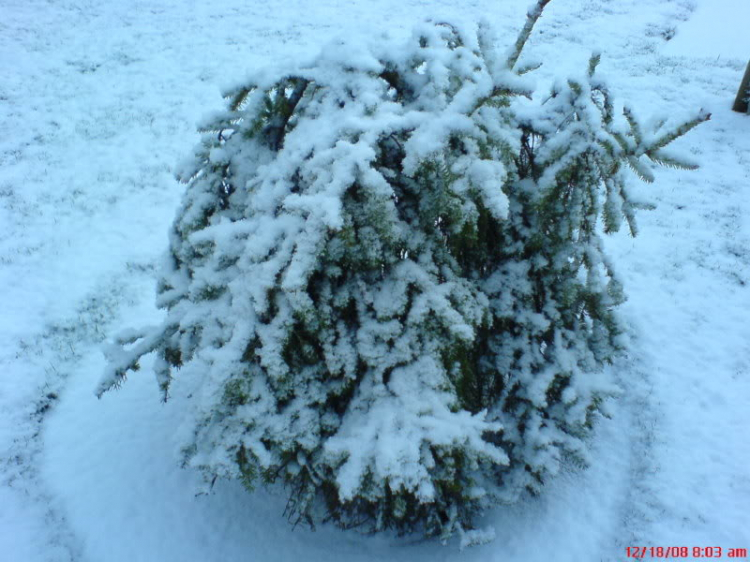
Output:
[{"xmin": 733, "ymin": 60, "xmax": 750, "ymax": 113}]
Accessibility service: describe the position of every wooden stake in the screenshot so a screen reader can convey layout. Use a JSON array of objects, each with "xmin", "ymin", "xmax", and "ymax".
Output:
[{"xmin": 732, "ymin": 60, "xmax": 750, "ymax": 113}]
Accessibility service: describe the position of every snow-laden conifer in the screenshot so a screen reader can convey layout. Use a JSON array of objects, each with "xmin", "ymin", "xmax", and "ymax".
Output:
[{"xmin": 98, "ymin": 0, "xmax": 707, "ymax": 540}]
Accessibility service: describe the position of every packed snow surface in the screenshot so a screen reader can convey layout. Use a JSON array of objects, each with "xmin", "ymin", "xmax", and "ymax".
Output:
[
  {"xmin": 663, "ymin": 0, "xmax": 750, "ymax": 59},
  {"xmin": 1, "ymin": 0, "xmax": 748, "ymax": 560}
]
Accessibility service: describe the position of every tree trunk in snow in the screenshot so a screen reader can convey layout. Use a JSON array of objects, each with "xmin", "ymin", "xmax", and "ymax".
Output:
[{"xmin": 733, "ymin": 60, "xmax": 750, "ymax": 114}]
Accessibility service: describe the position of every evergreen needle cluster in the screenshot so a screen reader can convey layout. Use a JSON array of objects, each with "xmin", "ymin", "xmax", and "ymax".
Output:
[{"xmin": 97, "ymin": 0, "xmax": 707, "ymax": 542}]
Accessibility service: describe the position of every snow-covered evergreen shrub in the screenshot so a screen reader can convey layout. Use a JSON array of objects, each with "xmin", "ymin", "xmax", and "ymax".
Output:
[{"xmin": 98, "ymin": 0, "xmax": 707, "ymax": 540}]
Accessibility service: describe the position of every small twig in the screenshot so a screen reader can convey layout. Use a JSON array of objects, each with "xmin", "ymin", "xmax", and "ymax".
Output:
[{"xmin": 506, "ymin": 0, "xmax": 553, "ymax": 71}]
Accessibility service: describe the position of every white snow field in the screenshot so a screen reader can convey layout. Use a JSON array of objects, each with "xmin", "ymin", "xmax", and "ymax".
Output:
[
  {"xmin": 1, "ymin": 0, "xmax": 748, "ymax": 560},
  {"xmin": 663, "ymin": 0, "xmax": 750, "ymax": 60}
]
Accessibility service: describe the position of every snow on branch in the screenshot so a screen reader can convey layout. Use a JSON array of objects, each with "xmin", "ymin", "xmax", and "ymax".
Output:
[{"xmin": 506, "ymin": 0, "xmax": 554, "ymax": 71}]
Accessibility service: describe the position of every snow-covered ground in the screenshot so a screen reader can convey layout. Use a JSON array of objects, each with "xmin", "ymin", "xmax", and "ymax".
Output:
[
  {"xmin": 663, "ymin": 0, "xmax": 750, "ymax": 59},
  {"xmin": 1, "ymin": 0, "xmax": 748, "ymax": 560}
]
